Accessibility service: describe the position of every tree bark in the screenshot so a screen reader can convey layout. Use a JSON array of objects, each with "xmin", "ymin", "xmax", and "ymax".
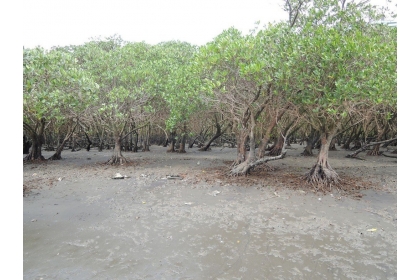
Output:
[
  {"xmin": 178, "ymin": 133, "xmax": 187, "ymax": 153},
  {"xmin": 302, "ymin": 129, "xmax": 319, "ymax": 156},
  {"xmin": 230, "ymin": 116, "xmax": 256, "ymax": 175},
  {"xmin": 230, "ymin": 115, "xmax": 287, "ymax": 176},
  {"xmin": 346, "ymin": 137, "xmax": 397, "ymax": 159},
  {"xmin": 143, "ymin": 124, "xmax": 151, "ymax": 152},
  {"xmin": 106, "ymin": 136, "xmax": 127, "ymax": 165},
  {"xmin": 267, "ymin": 136, "xmax": 285, "ymax": 157},
  {"xmin": 133, "ymin": 131, "xmax": 139, "ymax": 152},
  {"xmin": 97, "ymin": 131, "xmax": 104, "ymax": 152},
  {"xmin": 235, "ymin": 129, "xmax": 248, "ymax": 164},
  {"xmin": 85, "ymin": 132, "xmax": 92, "ymax": 152},
  {"xmin": 367, "ymin": 124, "xmax": 388, "ymax": 156},
  {"xmin": 304, "ymin": 129, "xmax": 340, "ymax": 189},
  {"xmin": 166, "ymin": 131, "xmax": 176, "ymax": 153},
  {"xmin": 329, "ymin": 137, "xmax": 337, "ymax": 151},
  {"xmin": 49, "ymin": 122, "xmax": 78, "ymax": 160},
  {"xmin": 199, "ymin": 123, "xmax": 224, "ymax": 152},
  {"xmin": 257, "ymin": 113, "xmax": 278, "ymax": 158},
  {"xmin": 23, "ymin": 135, "xmax": 31, "ymax": 154},
  {"xmin": 24, "ymin": 118, "xmax": 46, "ymax": 161},
  {"xmin": 71, "ymin": 136, "xmax": 77, "ymax": 152}
]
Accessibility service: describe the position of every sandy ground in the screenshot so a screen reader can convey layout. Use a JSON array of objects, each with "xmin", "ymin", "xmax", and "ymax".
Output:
[{"xmin": 23, "ymin": 144, "xmax": 397, "ymax": 279}]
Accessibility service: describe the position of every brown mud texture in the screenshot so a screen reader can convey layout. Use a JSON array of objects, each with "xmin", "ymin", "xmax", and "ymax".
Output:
[{"xmin": 23, "ymin": 144, "xmax": 397, "ymax": 279}]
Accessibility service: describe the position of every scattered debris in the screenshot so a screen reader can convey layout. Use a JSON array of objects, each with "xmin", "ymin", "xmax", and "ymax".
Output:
[
  {"xmin": 209, "ymin": 190, "xmax": 221, "ymax": 196},
  {"xmin": 184, "ymin": 202, "xmax": 193, "ymax": 205},
  {"xmin": 112, "ymin": 173, "xmax": 129, "ymax": 179},
  {"xmin": 58, "ymin": 177, "xmax": 63, "ymax": 181},
  {"xmin": 166, "ymin": 175, "xmax": 183, "ymax": 180}
]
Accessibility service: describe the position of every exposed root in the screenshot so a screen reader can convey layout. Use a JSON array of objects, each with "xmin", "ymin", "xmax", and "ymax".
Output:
[
  {"xmin": 48, "ymin": 154, "xmax": 62, "ymax": 160},
  {"xmin": 24, "ymin": 155, "xmax": 45, "ymax": 161},
  {"xmin": 228, "ymin": 160, "xmax": 252, "ymax": 176},
  {"xmin": 304, "ymin": 164, "xmax": 341, "ymax": 192},
  {"xmin": 228, "ymin": 152, "xmax": 287, "ymax": 177},
  {"xmin": 366, "ymin": 150, "xmax": 382, "ymax": 156},
  {"xmin": 106, "ymin": 155, "xmax": 128, "ymax": 165},
  {"xmin": 253, "ymin": 162, "xmax": 275, "ymax": 172}
]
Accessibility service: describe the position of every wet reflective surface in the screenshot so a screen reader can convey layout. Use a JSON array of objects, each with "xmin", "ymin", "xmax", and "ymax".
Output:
[{"xmin": 24, "ymin": 175, "xmax": 396, "ymax": 279}]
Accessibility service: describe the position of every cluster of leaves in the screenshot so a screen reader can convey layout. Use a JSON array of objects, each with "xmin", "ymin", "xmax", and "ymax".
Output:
[
  {"xmin": 23, "ymin": 0, "xmax": 396, "ymax": 158},
  {"xmin": 23, "ymin": 47, "xmax": 98, "ymax": 126}
]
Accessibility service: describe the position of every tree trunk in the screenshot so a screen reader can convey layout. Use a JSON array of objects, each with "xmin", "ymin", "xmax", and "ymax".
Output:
[
  {"xmin": 133, "ymin": 131, "xmax": 139, "ymax": 152},
  {"xmin": 178, "ymin": 134, "xmax": 187, "ymax": 153},
  {"xmin": 23, "ymin": 135, "xmax": 31, "ymax": 154},
  {"xmin": 106, "ymin": 136, "xmax": 127, "ymax": 165},
  {"xmin": 230, "ymin": 117, "xmax": 256, "ymax": 175},
  {"xmin": 166, "ymin": 131, "xmax": 176, "ymax": 153},
  {"xmin": 257, "ymin": 114, "xmax": 278, "ymax": 158},
  {"xmin": 230, "ymin": 115, "xmax": 287, "ymax": 176},
  {"xmin": 367, "ymin": 125, "xmax": 388, "ymax": 156},
  {"xmin": 97, "ymin": 132, "xmax": 104, "ymax": 152},
  {"xmin": 199, "ymin": 124, "xmax": 222, "ymax": 152},
  {"xmin": 71, "ymin": 136, "xmax": 77, "ymax": 152},
  {"xmin": 304, "ymin": 130, "xmax": 340, "ymax": 189},
  {"xmin": 49, "ymin": 122, "xmax": 78, "ymax": 160},
  {"xmin": 143, "ymin": 124, "xmax": 151, "ymax": 152},
  {"xmin": 267, "ymin": 136, "xmax": 284, "ymax": 157},
  {"xmin": 346, "ymin": 137, "xmax": 397, "ymax": 159},
  {"xmin": 189, "ymin": 135, "xmax": 200, "ymax": 148},
  {"xmin": 24, "ymin": 135, "xmax": 44, "ymax": 161},
  {"xmin": 341, "ymin": 126, "xmax": 357, "ymax": 150},
  {"xmin": 301, "ymin": 129, "xmax": 319, "ymax": 156},
  {"xmin": 235, "ymin": 129, "xmax": 248, "ymax": 164},
  {"xmin": 85, "ymin": 132, "xmax": 92, "ymax": 152},
  {"xmin": 329, "ymin": 137, "xmax": 337, "ymax": 151},
  {"xmin": 24, "ymin": 118, "xmax": 46, "ymax": 161}
]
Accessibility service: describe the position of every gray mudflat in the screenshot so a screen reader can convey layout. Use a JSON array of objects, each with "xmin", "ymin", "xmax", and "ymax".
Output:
[{"xmin": 23, "ymin": 145, "xmax": 397, "ymax": 279}]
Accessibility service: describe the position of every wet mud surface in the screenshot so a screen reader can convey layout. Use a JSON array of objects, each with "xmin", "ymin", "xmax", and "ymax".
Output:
[{"xmin": 23, "ymin": 145, "xmax": 397, "ymax": 279}]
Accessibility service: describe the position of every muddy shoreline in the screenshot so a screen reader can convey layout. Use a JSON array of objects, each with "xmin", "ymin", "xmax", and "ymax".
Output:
[{"xmin": 23, "ymin": 144, "xmax": 397, "ymax": 279}]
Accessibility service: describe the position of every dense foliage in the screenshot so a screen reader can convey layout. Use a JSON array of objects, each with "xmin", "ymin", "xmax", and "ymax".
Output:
[{"xmin": 23, "ymin": 0, "xmax": 396, "ymax": 187}]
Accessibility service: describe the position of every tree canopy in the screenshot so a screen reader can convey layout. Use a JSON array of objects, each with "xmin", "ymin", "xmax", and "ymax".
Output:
[{"xmin": 23, "ymin": 0, "xmax": 397, "ymax": 188}]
